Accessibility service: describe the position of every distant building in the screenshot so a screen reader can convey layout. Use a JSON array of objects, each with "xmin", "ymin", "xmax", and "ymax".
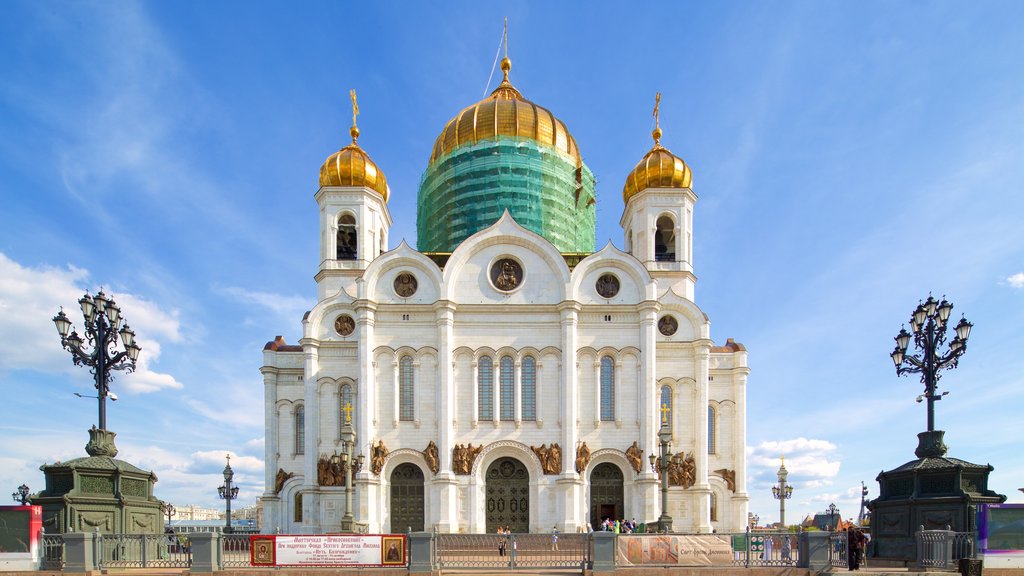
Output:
[
  {"xmin": 167, "ymin": 519, "xmax": 258, "ymax": 534},
  {"xmin": 174, "ymin": 504, "xmax": 221, "ymax": 521}
]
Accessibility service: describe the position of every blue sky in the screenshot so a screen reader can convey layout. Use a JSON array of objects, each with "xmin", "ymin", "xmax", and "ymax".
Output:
[{"xmin": 1, "ymin": 1, "xmax": 1022, "ymax": 526}]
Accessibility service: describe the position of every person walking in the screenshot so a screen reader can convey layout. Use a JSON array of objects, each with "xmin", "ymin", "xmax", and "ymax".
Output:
[
  {"xmin": 552, "ymin": 526, "xmax": 559, "ymax": 550},
  {"xmin": 498, "ymin": 526, "xmax": 506, "ymax": 557}
]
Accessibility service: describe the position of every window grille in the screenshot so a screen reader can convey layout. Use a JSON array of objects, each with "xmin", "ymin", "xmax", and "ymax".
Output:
[
  {"xmin": 294, "ymin": 405, "xmax": 305, "ymax": 454},
  {"xmin": 499, "ymin": 356, "xmax": 515, "ymax": 421},
  {"xmin": 708, "ymin": 405, "xmax": 717, "ymax": 454},
  {"xmin": 521, "ymin": 357, "xmax": 536, "ymax": 420},
  {"xmin": 600, "ymin": 356, "xmax": 615, "ymax": 421},
  {"xmin": 399, "ymin": 356, "xmax": 415, "ymax": 421},
  {"xmin": 478, "ymin": 357, "xmax": 493, "ymax": 420}
]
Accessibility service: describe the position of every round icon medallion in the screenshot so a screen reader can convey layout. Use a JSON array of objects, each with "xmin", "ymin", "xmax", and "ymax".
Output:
[
  {"xmin": 596, "ymin": 273, "xmax": 620, "ymax": 298},
  {"xmin": 394, "ymin": 272, "xmax": 418, "ymax": 297},
  {"xmin": 658, "ymin": 315, "xmax": 678, "ymax": 336},
  {"xmin": 490, "ymin": 258, "xmax": 523, "ymax": 292},
  {"xmin": 334, "ymin": 314, "xmax": 355, "ymax": 336}
]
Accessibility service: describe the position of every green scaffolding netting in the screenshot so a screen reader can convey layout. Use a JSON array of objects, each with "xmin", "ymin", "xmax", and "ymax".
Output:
[{"xmin": 417, "ymin": 137, "xmax": 597, "ymax": 253}]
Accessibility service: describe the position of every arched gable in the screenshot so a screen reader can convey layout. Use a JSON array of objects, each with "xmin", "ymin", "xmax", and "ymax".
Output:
[
  {"xmin": 380, "ymin": 448, "xmax": 431, "ymax": 480},
  {"xmin": 442, "ymin": 211, "xmax": 571, "ymax": 304},
  {"xmin": 656, "ymin": 287, "xmax": 710, "ymax": 341},
  {"xmin": 471, "ymin": 440, "xmax": 545, "ymax": 481},
  {"xmin": 585, "ymin": 448, "xmax": 635, "ymax": 480},
  {"xmin": 361, "ymin": 240, "xmax": 444, "ymax": 304},
  {"xmin": 570, "ymin": 241, "xmax": 657, "ymax": 304}
]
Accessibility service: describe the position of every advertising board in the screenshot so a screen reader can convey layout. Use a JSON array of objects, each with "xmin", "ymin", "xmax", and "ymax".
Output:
[{"xmin": 250, "ymin": 534, "xmax": 407, "ymax": 567}]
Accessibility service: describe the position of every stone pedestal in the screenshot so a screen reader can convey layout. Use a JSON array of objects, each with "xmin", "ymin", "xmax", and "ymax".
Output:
[
  {"xmin": 867, "ymin": 430, "xmax": 1005, "ymax": 562},
  {"xmin": 33, "ymin": 428, "xmax": 163, "ymax": 534}
]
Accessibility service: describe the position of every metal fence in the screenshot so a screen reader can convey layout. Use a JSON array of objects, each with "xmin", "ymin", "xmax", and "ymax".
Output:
[
  {"xmin": 735, "ymin": 531, "xmax": 800, "ymax": 567},
  {"xmin": 435, "ymin": 532, "xmax": 589, "ymax": 570},
  {"xmin": 829, "ymin": 531, "xmax": 848, "ymax": 568},
  {"xmin": 96, "ymin": 533, "xmax": 192, "ymax": 569},
  {"xmin": 40, "ymin": 534, "xmax": 65, "ymax": 570},
  {"xmin": 219, "ymin": 533, "xmax": 252, "ymax": 568}
]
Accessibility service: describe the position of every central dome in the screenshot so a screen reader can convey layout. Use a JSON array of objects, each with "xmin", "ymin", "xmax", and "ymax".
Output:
[{"xmin": 417, "ymin": 58, "xmax": 596, "ymax": 254}]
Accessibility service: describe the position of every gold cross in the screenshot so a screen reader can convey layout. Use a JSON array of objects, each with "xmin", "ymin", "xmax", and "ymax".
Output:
[
  {"xmin": 653, "ymin": 92, "xmax": 661, "ymax": 130},
  {"xmin": 349, "ymin": 90, "xmax": 359, "ymax": 129},
  {"xmin": 342, "ymin": 402, "xmax": 353, "ymax": 424},
  {"xmin": 660, "ymin": 402, "xmax": 670, "ymax": 425}
]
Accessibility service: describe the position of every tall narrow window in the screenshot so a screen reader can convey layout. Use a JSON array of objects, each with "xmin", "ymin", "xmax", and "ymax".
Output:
[
  {"xmin": 710, "ymin": 492, "xmax": 718, "ymax": 522},
  {"xmin": 337, "ymin": 214, "xmax": 357, "ymax": 260},
  {"xmin": 294, "ymin": 492, "xmax": 303, "ymax": 523},
  {"xmin": 399, "ymin": 356, "xmax": 415, "ymax": 421},
  {"xmin": 294, "ymin": 405, "xmax": 305, "ymax": 455},
  {"xmin": 600, "ymin": 356, "xmax": 615, "ymax": 421},
  {"xmin": 339, "ymin": 384, "xmax": 354, "ymax": 432},
  {"xmin": 659, "ymin": 385, "xmax": 673, "ymax": 430},
  {"xmin": 708, "ymin": 405, "xmax": 717, "ymax": 454},
  {"xmin": 521, "ymin": 357, "xmax": 536, "ymax": 421},
  {"xmin": 499, "ymin": 355, "xmax": 515, "ymax": 421},
  {"xmin": 478, "ymin": 357, "xmax": 494, "ymax": 420},
  {"xmin": 655, "ymin": 216, "xmax": 676, "ymax": 261}
]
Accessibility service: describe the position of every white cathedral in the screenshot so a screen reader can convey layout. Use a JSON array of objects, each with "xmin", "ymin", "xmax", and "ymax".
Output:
[{"xmin": 260, "ymin": 55, "xmax": 749, "ymax": 534}]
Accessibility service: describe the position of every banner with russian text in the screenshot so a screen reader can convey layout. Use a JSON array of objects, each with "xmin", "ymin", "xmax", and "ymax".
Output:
[
  {"xmin": 250, "ymin": 534, "xmax": 408, "ymax": 567},
  {"xmin": 616, "ymin": 534, "xmax": 735, "ymax": 566}
]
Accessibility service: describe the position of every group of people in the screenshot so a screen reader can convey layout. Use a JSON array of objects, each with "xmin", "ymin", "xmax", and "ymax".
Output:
[
  {"xmin": 847, "ymin": 527, "xmax": 868, "ymax": 570},
  {"xmin": 598, "ymin": 517, "xmax": 641, "ymax": 533},
  {"xmin": 496, "ymin": 526, "xmax": 516, "ymax": 557}
]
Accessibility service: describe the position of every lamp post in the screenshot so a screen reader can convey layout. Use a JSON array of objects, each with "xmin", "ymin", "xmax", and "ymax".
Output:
[
  {"xmin": 11, "ymin": 484, "xmax": 30, "ymax": 505},
  {"xmin": 53, "ymin": 290, "xmax": 141, "ymax": 431},
  {"xmin": 162, "ymin": 501, "xmax": 176, "ymax": 527},
  {"xmin": 858, "ymin": 482, "xmax": 869, "ymax": 525},
  {"xmin": 826, "ymin": 503, "xmax": 839, "ymax": 530},
  {"xmin": 332, "ymin": 403, "xmax": 364, "ymax": 533},
  {"xmin": 648, "ymin": 403, "xmax": 673, "ymax": 532},
  {"xmin": 218, "ymin": 455, "xmax": 239, "ymax": 534},
  {"xmin": 890, "ymin": 295, "xmax": 972, "ymax": 434},
  {"xmin": 771, "ymin": 456, "xmax": 793, "ymax": 528}
]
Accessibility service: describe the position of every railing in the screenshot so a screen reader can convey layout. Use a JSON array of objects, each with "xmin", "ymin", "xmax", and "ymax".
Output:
[
  {"xmin": 829, "ymin": 530, "xmax": 849, "ymax": 568},
  {"xmin": 435, "ymin": 533, "xmax": 589, "ymax": 569},
  {"xmin": 740, "ymin": 531, "xmax": 800, "ymax": 567},
  {"xmin": 917, "ymin": 529, "xmax": 977, "ymax": 569},
  {"xmin": 40, "ymin": 534, "xmax": 65, "ymax": 570},
  {"xmin": 219, "ymin": 533, "xmax": 251, "ymax": 568},
  {"xmin": 96, "ymin": 533, "xmax": 192, "ymax": 569}
]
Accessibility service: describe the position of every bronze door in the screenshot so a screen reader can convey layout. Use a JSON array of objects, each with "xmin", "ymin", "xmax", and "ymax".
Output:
[
  {"xmin": 486, "ymin": 457, "xmax": 529, "ymax": 533},
  {"xmin": 590, "ymin": 463, "xmax": 624, "ymax": 529},
  {"xmin": 390, "ymin": 463, "xmax": 425, "ymax": 532}
]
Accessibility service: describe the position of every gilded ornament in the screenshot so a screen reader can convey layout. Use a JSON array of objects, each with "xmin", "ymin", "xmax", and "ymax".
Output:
[
  {"xmin": 531, "ymin": 443, "xmax": 562, "ymax": 475},
  {"xmin": 274, "ymin": 468, "xmax": 295, "ymax": 494},
  {"xmin": 714, "ymin": 468, "xmax": 736, "ymax": 493},
  {"xmin": 452, "ymin": 443, "xmax": 484, "ymax": 475},
  {"xmin": 574, "ymin": 442, "xmax": 591, "ymax": 474},
  {"xmin": 370, "ymin": 440, "xmax": 389, "ymax": 476},
  {"xmin": 491, "ymin": 258, "xmax": 523, "ymax": 291},
  {"xmin": 625, "ymin": 441, "xmax": 644, "ymax": 474},
  {"xmin": 423, "ymin": 441, "xmax": 439, "ymax": 475}
]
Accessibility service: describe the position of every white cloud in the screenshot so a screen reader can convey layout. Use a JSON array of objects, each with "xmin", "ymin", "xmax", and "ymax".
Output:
[
  {"xmin": 216, "ymin": 285, "xmax": 313, "ymax": 319},
  {"xmin": 747, "ymin": 437, "xmax": 842, "ymax": 482},
  {"xmin": 1007, "ymin": 272, "xmax": 1024, "ymax": 288},
  {"xmin": 0, "ymin": 252, "xmax": 183, "ymax": 393}
]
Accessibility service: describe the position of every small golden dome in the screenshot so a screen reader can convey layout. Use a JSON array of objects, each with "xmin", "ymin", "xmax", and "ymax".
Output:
[
  {"xmin": 428, "ymin": 57, "xmax": 581, "ymax": 165},
  {"xmin": 319, "ymin": 126, "xmax": 389, "ymax": 201},
  {"xmin": 622, "ymin": 139, "xmax": 692, "ymax": 204}
]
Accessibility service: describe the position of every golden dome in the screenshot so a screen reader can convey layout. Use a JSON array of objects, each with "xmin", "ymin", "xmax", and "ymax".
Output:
[
  {"xmin": 428, "ymin": 57, "xmax": 581, "ymax": 165},
  {"xmin": 319, "ymin": 125, "xmax": 389, "ymax": 201},
  {"xmin": 622, "ymin": 127, "xmax": 692, "ymax": 204}
]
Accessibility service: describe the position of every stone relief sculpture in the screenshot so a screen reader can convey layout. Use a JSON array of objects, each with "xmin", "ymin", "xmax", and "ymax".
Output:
[
  {"xmin": 452, "ymin": 443, "xmax": 484, "ymax": 475},
  {"xmin": 370, "ymin": 440, "xmax": 389, "ymax": 476},
  {"xmin": 714, "ymin": 468, "xmax": 736, "ymax": 492},
  {"xmin": 274, "ymin": 468, "xmax": 295, "ymax": 494},
  {"xmin": 575, "ymin": 442, "xmax": 591, "ymax": 474},
  {"xmin": 423, "ymin": 441, "xmax": 439, "ymax": 475},
  {"xmin": 625, "ymin": 441, "xmax": 644, "ymax": 474},
  {"xmin": 531, "ymin": 443, "xmax": 562, "ymax": 475},
  {"xmin": 316, "ymin": 455, "xmax": 346, "ymax": 487},
  {"xmin": 667, "ymin": 452, "xmax": 696, "ymax": 488}
]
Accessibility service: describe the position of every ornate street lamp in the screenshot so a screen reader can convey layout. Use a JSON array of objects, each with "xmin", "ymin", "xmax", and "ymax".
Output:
[
  {"xmin": 333, "ymin": 403, "xmax": 364, "ymax": 533},
  {"xmin": 11, "ymin": 484, "xmax": 30, "ymax": 505},
  {"xmin": 771, "ymin": 456, "xmax": 793, "ymax": 527},
  {"xmin": 858, "ymin": 481, "xmax": 869, "ymax": 525},
  {"xmin": 825, "ymin": 502, "xmax": 839, "ymax": 530},
  {"xmin": 890, "ymin": 295, "xmax": 972, "ymax": 434},
  {"xmin": 53, "ymin": 290, "xmax": 141, "ymax": 431},
  {"xmin": 648, "ymin": 403, "xmax": 673, "ymax": 532},
  {"xmin": 161, "ymin": 501, "xmax": 176, "ymax": 527},
  {"xmin": 218, "ymin": 455, "xmax": 239, "ymax": 534}
]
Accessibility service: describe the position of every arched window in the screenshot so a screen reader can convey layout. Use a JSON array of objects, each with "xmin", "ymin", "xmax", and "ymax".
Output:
[
  {"xmin": 599, "ymin": 356, "xmax": 615, "ymax": 421},
  {"xmin": 708, "ymin": 405, "xmax": 717, "ymax": 454},
  {"xmin": 399, "ymin": 356, "xmax": 415, "ymax": 421},
  {"xmin": 294, "ymin": 492, "xmax": 303, "ymax": 523},
  {"xmin": 710, "ymin": 492, "xmax": 718, "ymax": 522},
  {"xmin": 339, "ymin": 384, "xmax": 354, "ymax": 432},
  {"xmin": 659, "ymin": 385, "xmax": 673, "ymax": 430},
  {"xmin": 294, "ymin": 405, "xmax": 305, "ymax": 455},
  {"xmin": 499, "ymin": 356, "xmax": 515, "ymax": 421},
  {"xmin": 478, "ymin": 357, "xmax": 494, "ymax": 420},
  {"xmin": 337, "ymin": 213, "xmax": 357, "ymax": 260},
  {"xmin": 655, "ymin": 216, "xmax": 676, "ymax": 261},
  {"xmin": 521, "ymin": 357, "xmax": 536, "ymax": 421}
]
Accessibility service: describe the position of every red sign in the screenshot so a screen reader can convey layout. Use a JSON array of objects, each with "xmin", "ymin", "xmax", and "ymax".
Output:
[{"xmin": 250, "ymin": 534, "xmax": 407, "ymax": 567}]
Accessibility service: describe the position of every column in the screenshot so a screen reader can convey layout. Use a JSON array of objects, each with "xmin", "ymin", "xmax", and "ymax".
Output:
[
  {"xmin": 434, "ymin": 300, "xmax": 459, "ymax": 532},
  {"xmin": 694, "ymin": 344, "xmax": 712, "ymax": 532},
  {"xmin": 556, "ymin": 302, "xmax": 582, "ymax": 532},
  {"xmin": 732, "ymin": 367, "xmax": 750, "ymax": 530},
  {"xmin": 638, "ymin": 302, "xmax": 658, "ymax": 474},
  {"xmin": 354, "ymin": 300, "xmax": 381, "ymax": 531},
  {"xmin": 301, "ymin": 340, "xmax": 320, "ymax": 532},
  {"xmin": 261, "ymin": 366, "xmax": 280, "ymax": 532}
]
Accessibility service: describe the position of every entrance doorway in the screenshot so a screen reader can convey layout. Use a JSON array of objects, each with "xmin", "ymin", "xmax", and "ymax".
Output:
[
  {"xmin": 390, "ymin": 463, "xmax": 424, "ymax": 532},
  {"xmin": 590, "ymin": 463, "xmax": 624, "ymax": 529},
  {"xmin": 485, "ymin": 457, "xmax": 529, "ymax": 533}
]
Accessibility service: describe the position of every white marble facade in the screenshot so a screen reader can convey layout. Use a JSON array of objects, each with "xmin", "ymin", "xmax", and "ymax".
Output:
[{"xmin": 260, "ymin": 172, "xmax": 750, "ymax": 534}]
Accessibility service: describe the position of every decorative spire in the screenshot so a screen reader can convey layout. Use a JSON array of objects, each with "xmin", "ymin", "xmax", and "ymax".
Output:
[
  {"xmin": 349, "ymin": 89, "xmax": 360, "ymax": 144},
  {"xmin": 652, "ymin": 92, "xmax": 663, "ymax": 146},
  {"xmin": 500, "ymin": 17, "xmax": 511, "ymax": 84}
]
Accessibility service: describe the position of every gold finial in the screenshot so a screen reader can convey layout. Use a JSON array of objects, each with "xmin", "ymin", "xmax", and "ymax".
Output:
[
  {"xmin": 342, "ymin": 402, "xmax": 353, "ymax": 424},
  {"xmin": 652, "ymin": 92, "xmax": 663, "ymax": 146},
  {"xmin": 781, "ymin": 454, "xmax": 786, "ymax": 466},
  {"xmin": 500, "ymin": 17, "xmax": 511, "ymax": 82},
  {"xmin": 349, "ymin": 89, "xmax": 360, "ymax": 143}
]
